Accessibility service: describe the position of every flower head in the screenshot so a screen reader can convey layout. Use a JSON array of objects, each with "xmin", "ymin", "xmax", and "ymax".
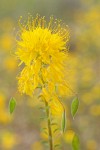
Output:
[{"xmin": 16, "ymin": 15, "xmax": 70, "ymax": 98}]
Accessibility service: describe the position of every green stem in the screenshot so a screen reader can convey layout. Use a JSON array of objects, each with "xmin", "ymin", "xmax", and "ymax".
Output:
[{"xmin": 44, "ymin": 100, "xmax": 53, "ymax": 150}]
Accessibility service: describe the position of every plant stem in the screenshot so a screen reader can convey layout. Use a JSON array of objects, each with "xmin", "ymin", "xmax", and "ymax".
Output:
[{"xmin": 44, "ymin": 100, "xmax": 53, "ymax": 150}]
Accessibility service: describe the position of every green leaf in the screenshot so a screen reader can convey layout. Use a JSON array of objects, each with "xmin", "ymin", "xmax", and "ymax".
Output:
[
  {"xmin": 51, "ymin": 122, "xmax": 57, "ymax": 126},
  {"xmin": 61, "ymin": 109, "xmax": 66, "ymax": 133},
  {"xmin": 53, "ymin": 128, "xmax": 59, "ymax": 133},
  {"xmin": 71, "ymin": 97, "xmax": 79, "ymax": 118},
  {"xmin": 41, "ymin": 140, "xmax": 48, "ymax": 146},
  {"xmin": 54, "ymin": 144, "xmax": 60, "ymax": 148},
  {"xmin": 9, "ymin": 97, "xmax": 16, "ymax": 114},
  {"xmin": 72, "ymin": 134, "xmax": 80, "ymax": 150}
]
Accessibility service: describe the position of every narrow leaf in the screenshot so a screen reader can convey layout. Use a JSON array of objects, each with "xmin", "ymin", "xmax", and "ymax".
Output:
[
  {"xmin": 41, "ymin": 140, "xmax": 49, "ymax": 146},
  {"xmin": 71, "ymin": 97, "xmax": 79, "ymax": 118},
  {"xmin": 53, "ymin": 128, "xmax": 59, "ymax": 133},
  {"xmin": 51, "ymin": 123, "xmax": 57, "ymax": 126},
  {"xmin": 54, "ymin": 144, "xmax": 60, "ymax": 148},
  {"xmin": 41, "ymin": 127, "xmax": 47, "ymax": 132},
  {"xmin": 40, "ymin": 116, "xmax": 48, "ymax": 120},
  {"xmin": 72, "ymin": 134, "xmax": 80, "ymax": 150},
  {"xmin": 61, "ymin": 109, "xmax": 66, "ymax": 133},
  {"xmin": 9, "ymin": 97, "xmax": 16, "ymax": 114}
]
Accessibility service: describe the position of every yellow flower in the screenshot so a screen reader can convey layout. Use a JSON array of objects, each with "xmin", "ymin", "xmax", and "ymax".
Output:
[
  {"xmin": 90, "ymin": 105, "xmax": 100, "ymax": 116},
  {"xmin": 3, "ymin": 57, "xmax": 17, "ymax": 72},
  {"xmin": 0, "ymin": 110, "xmax": 12, "ymax": 124},
  {"xmin": 64, "ymin": 130, "xmax": 75, "ymax": 143},
  {"xmin": 17, "ymin": 65, "xmax": 35, "ymax": 96},
  {"xmin": 0, "ymin": 93, "xmax": 12, "ymax": 124},
  {"xmin": 0, "ymin": 34, "xmax": 13, "ymax": 51},
  {"xmin": 2, "ymin": 132, "xmax": 17, "ymax": 149},
  {"xmin": 49, "ymin": 95, "xmax": 63, "ymax": 116},
  {"xmin": 16, "ymin": 15, "xmax": 70, "ymax": 97},
  {"xmin": 86, "ymin": 140, "xmax": 97, "ymax": 150},
  {"xmin": 31, "ymin": 142, "xmax": 43, "ymax": 150},
  {"xmin": 0, "ymin": 93, "xmax": 6, "ymax": 109}
]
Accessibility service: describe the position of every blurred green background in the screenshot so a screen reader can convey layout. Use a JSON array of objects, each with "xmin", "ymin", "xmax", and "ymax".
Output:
[{"xmin": 0, "ymin": 0, "xmax": 100, "ymax": 150}]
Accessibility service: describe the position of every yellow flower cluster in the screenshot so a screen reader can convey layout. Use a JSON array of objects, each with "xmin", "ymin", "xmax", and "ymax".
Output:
[
  {"xmin": 0, "ymin": 18, "xmax": 17, "ymax": 72},
  {"xmin": 76, "ymin": 4, "xmax": 100, "ymax": 55},
  {"xmin": 16, "ymin": 15, "xmax": 70, "ymax": 105}
]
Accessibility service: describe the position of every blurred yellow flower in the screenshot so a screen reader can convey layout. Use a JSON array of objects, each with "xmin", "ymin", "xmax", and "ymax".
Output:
[
  {"xmin": 86, "ymin": 139, "xmax": 97, "ymax": 150},
  {"xmin": 2, "ymin": 132, "xmax": 17, "ymax": 149},
  {"xmin": 0, "ymin": 93, "xmax": 6, "ymax": 108},
  {"xmin": 82, "ymin": 93, "xmax": 94, "ymax": 105},
  {"xmin": 64, "ymin": 129, "xmax": 75, "ymax": 144},
  {"xmin": 3, "ymin": 57, "xmax": 17, "ymax": 71},
  {"xmin": 0, "ymin": 110, "xmax": 12, "ymax": 124},
  {"xmin": 76, "ymin": 4, "xmax": 100, "ymax": 54},
  {"xmin": 0, "ymin": 34, "xmax": 13, "ymax": 51},
  {"xmin": 0, "ymin": 93, "xmax": 12, "ymax": 124},
  {"xmin": 82, "ymin": 84, "xmax": 100, "ymax": 105},
  {"xmin": 90, "ymin": 105, "xmax": 100, "ymax": 116},
  {"xmin": 31, "ymin": 141, "xmax": 43, "ymax": 150}
]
